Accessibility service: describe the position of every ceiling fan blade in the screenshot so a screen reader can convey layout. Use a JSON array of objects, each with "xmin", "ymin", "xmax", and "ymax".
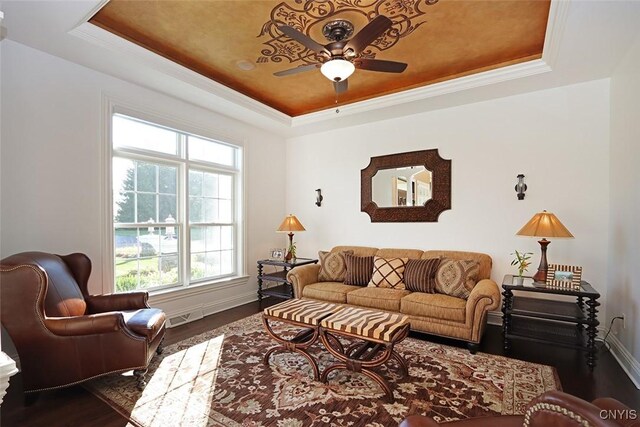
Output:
[
  {"xmin": 278, "ymin": 25, "xmax": 329, "ymax": 55},
  {"xmin": 344, "ymin": 15, "xmax": 393, "ymax": 54},
  {"xmin": 355, "ymin": 58, "xmax": 407, "ymax": 73},
  {"xmin": 333, "ymin": 79, "xmax": 348, "ymax": 94},
  {"xmin": 273, "ymin": 63, "xmax": 320, "ymax": 77}
]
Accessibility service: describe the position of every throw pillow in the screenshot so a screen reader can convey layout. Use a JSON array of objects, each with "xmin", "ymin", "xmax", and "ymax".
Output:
[
  {"xmin": 344, "ymin": 254, "xmax": 375, "ymax": 286},
  {"xmin": 434, "ymin": 259, "xmax": 480, "ymax": 299},
  {"xmin": 404, "ymin": 258, "xmax": 441, "ymax": 293},
  {"xmin": 318, "ymin": 250, "xmax": 353, "ymax": 282},
  {"xmin": 368, "ymin": 256, "xmax": 409, "ymax": 290}
]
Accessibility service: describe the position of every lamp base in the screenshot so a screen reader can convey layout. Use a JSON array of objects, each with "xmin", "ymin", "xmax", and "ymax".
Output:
[
  {"xmin": 533, "ymin": 238, "xmax": 550, "ymax": 282},
  {"xmin": 284, "ymin": 232, "xmax": 294, "ymax": 262}
]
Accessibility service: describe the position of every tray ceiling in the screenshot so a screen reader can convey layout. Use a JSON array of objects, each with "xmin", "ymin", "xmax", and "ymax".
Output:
[{"xmin": 90, "ymin": 0, "xmax": 550, "ymax": 117}]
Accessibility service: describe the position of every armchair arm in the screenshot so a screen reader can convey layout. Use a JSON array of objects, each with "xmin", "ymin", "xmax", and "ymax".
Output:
[
  {"xmin": 466, "ymin": 279, "xmax": 501, "ymax": 343},
  {"xmin": 527, "ymin": 391, "xmax": 624, "ymax": 427},
  {"xmin": 85, "ymin": 292, "xmax": 149, "ymax": 313},
  {"xmin": 287, "ymin": 264, "xmax": 321, "ymax": 298},
  {"xmin": 399, "ymin": 415, "xmax": 439, "ymax": 427},
  {"xmin": 44, "ymin": 312, "xmax": 125, "ymax": 336}
]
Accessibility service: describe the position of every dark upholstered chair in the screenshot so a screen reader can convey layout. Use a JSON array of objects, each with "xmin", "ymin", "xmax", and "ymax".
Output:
[
  {"xmin": 400, "ymin": 390, "xmax": 639, "ymax": 427},
  {"xmin": 0, "ymin": 252, "xmax": 166, "ymax": 394}
]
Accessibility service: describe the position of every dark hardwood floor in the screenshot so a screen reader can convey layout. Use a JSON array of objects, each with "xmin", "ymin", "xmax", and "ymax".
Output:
[{"xmin": 1, "ymin": 299, "xmax": 638, "ymax": 426}]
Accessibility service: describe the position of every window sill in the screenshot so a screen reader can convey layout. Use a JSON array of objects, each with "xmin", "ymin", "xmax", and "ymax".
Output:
[{"xmin": 148, "ymin": 275, "xmax": 250, "ymax": 304}]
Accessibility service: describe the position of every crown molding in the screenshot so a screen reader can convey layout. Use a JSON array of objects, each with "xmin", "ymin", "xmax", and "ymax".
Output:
[
  {"xmin": 69, "ymin": 23, "xmax": 292, "ymax": 127},
  {"xmin": 68, "ymin": 0, "xmax": 570, "ymax": 129}
]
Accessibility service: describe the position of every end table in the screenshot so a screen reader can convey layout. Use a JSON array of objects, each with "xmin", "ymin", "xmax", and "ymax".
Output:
[
  {"xmin": 257, "ymin": 257, "xmax": 318, "ymax": 301},
  {"xmin": 501, "ymin": 274, "xmax": 600, "ymax": 369}
]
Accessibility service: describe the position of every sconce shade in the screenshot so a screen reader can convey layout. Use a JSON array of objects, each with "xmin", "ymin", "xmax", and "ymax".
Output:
[
  {"xmin": 277, "ymin": 215, "xmax": 306, "ymax": 232},
  {"xmin": 516, "ymin": 210, "xmax": 574, "ymax": 238}
]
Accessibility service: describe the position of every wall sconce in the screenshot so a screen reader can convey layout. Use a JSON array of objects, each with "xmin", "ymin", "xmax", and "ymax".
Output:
[
  {"xmin": 515, "ymin": 174, "xmax": 527, "ymax": 200},
  {"xmin": 315, "ymin": 189, "xmax": 323, "ymax": 207}
]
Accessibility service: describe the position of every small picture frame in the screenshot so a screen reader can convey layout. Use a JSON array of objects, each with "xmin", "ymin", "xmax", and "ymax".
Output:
[
  {"xmin": 269, "ymin": 248, "xmax": 285, "ymax": 261},
  {"xmin": 546, "ymin": 264, "xmax": 582, "ymax": 289}
]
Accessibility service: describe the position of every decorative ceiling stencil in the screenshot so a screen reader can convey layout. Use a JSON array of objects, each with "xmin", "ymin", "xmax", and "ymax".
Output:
[
  {"xmin": 257, "ymin": 0, "xmax": 439, "ymax": 66},
  {"xmin": 89, "ymin": 0, "xmax": 551, "ymax": 117}
]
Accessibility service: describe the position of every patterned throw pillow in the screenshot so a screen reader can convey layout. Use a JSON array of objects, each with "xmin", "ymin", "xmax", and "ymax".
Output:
[
  {"xmin": 434, "ymin": 259, "xmax": 480, "ymax": 299},
  {"xmin": 404, "ymin": 258, "xmax": 441, "ymax": 293},
  {"xmin": 368, "ymin": 256, "xmax": 409, "ymax": 290},
  {"xmin": 344, "ymin": 254, "xmax": 375, "ymax": 286},
  {"xmin": 318, "ymin": 250, "xmax": 353, "ymax": 282}
]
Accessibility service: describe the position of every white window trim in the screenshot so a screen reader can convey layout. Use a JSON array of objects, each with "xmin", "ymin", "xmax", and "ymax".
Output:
[{"xmin": 101, "ymin": 94, "xmax": 248, "ymax": 297}]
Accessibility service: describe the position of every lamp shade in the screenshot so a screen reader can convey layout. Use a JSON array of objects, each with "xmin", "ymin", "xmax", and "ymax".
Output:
[
  {"xmin": 277, "ymin": 214, "xmax": 306, "ymax": 232},
  {"xmin": 516, "ymin": 210, "xmax": 574, "ymax": 238},
  {"xmin": 320, "ymin": 59, "xmax": 355, "ymax": 82}
]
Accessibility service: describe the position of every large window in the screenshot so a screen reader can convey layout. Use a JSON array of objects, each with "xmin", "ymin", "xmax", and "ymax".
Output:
[{"xmin": 111, "ymin": 113, "xmax": 242, "ymax": 292}]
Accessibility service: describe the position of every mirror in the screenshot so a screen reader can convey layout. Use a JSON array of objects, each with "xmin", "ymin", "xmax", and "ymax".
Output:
[
  {"xmin": 361, "ymin": 149, "xmax": 451, "ymax": 222},
  {"xmin": 372, "ymin": 166, "xmax": 432, "ymax": 207}
]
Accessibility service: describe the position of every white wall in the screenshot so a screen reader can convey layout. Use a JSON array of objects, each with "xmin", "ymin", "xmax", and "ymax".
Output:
[
  {"xmin": 286, "ymin": 80, "xmax": 610, "ymax": 321},
  {"xmin": 609, "ymin": 32, "xmax": 640, "ymax": 386},
  {"xmin": 0, "ymin": 41, "xmax": 286, "ymax": 322}
]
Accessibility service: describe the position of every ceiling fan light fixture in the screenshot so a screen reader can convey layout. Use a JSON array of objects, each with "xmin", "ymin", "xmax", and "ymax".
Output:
[{"xmin": 320, "ymin": 59, "xmax": 355, "ymax": 82}]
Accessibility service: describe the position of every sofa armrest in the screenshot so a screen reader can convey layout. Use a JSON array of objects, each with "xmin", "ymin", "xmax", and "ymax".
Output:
[
  {"xmin": 466, "ymin": 279, "xmax": 501, "ymax": 343},
  {"xmin": 45, "ymin": 312, "xmax": 125, "ymax": 336},
  {"xmin": 287, "ymin": 264, "xmax": 321, "ymax": 298}
]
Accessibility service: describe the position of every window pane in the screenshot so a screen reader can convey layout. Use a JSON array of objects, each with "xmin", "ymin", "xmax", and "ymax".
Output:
[
  {"xmin": 206, "ymin": 226, "xmax": 221, "ymax": 251},
  {"xmin": 203, "ymin": 173, "xmax": 218, "ymax": 198},
  {"xmin": 189, "ymin": 170, "xmax": 203, "ymax": 196},
  {"xmin": 158, "ymin": 226, "xmax": 179, "ymax": 255},
  {"xmin": 204, "ymin": 199, "xmax": 217, "ymax": 223},
  {"xmin": 160, "ymin": 255, "xmax": 179, "ymax": 285},
  {"xmin": 221, "ymin": 226, "xmax": 233, "ymax": 250},
  {"xmin": 188, "ymin": 135, "xmax": 235, "ymax": 167},
  {"xmin": 205, "ymin": 252, "xmax": 221, "ymax": 277},
  {"xmin": 138, "ymin": 257, "xmax": 160, "ymax": 290},
  {"xmin": 113, "ymin": 157, "xmax": 136, "ymax": 223},
  {"xmin": 219, "ymin": 200, "xmax": 232, "ymax": 223},
  {"xmin": 190, "ymin": 226, "xmax": 206, "ymax": 253},
  {"xmin": 221, "ymin": 250, "xmax": 233, "ymax": 275},
  {"xmin": 219, "ymin": 175, "xmax": 232, "ymax": 199},
  {"xmin": 159, "ymin": 165, "xmax": 177, "ymax": 194},
  {"xmin": 113, "ymin": 115, "xmax": 178, "ymax": 155},
  {"xmin": 136, "ymin": 162, "xmax": 156, "ymax": 192},
  {"xmin": 191, "ymin": 253, "xmax": 205, "ymax": 280},
  {"xmin": 137, "ymin": 193, "xmax": 157, "ymax": 223},
  {"xmin": 189, "ymin": 197, "xmax": 203, "ymax": 223},
  {"xmin": 159, "ymin": 195, "xmax": 177, "ymax": 223}
]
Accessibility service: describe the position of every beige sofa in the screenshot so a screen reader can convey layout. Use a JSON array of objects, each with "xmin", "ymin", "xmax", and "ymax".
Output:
[{"xmin": 287, "ymin": 246, "xmax": 501, "ymax": 352}]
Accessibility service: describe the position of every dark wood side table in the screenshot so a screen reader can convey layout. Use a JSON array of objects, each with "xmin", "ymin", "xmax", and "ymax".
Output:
[
  {"xmin": 501, "ymin": 274, "xmax": 601, "ymax": 369},
  {"xmin": 257, "ymin": 257, "xmax": 318, "ymax": 301}
]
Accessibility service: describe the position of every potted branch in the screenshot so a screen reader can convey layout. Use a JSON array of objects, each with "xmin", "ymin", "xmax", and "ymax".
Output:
[{"xmin": 510, "ymin": 250, "xmax": 532, "ymax": 285}]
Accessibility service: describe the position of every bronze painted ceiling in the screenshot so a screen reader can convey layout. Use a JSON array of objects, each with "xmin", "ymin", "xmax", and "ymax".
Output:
[{"xmin": 90, "ymin": 0, "xmax": 551, "ymax": 117}]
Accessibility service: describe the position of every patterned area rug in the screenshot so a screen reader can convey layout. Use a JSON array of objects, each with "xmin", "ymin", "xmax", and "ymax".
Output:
[{"xmin": 85, "ymin": 313, "xmax": 560, "ymax": 427}]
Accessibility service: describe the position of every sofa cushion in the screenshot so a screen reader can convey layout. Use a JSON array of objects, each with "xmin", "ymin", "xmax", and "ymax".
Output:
[
  {"xmin": 404, "ymin": 258, "xmax": 441, "ymax": 293},
  {"xmin": 344, "ymin": 254, "xmax": 375, "ymax": 286},
  {"xmin": 423, "ymin": 250, "xmax": 492, "ymax": 281},
  {"xmin": 347, "ymin": 287, "xmax": 411, "ymax": 312},
  {"xmin": 318, "ymin": 250, "xmax": 353, "ymax": 282},
  {"xmin": 400, "ymin": 292, "xmax": 466, "ymax": 323},
  {"xmin": 368, "ymin": 256, "xmax": 408, "ymax": 290},
  {"xmin": 302, "ymin": 282, "xmax": 362, "ymax": 303},
  {"xmin": 434, "ymin": 259, "xmax": 480, "ymax": 299}
]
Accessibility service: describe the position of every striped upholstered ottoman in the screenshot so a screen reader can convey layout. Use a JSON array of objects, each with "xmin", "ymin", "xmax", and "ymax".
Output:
[
  {"xmin": 319, "ymin": 306, "xmax": 410, "ymax": 400},
  {"xmin": 262, "ymin": 298, "xmax": 342, "ymax": 380}
]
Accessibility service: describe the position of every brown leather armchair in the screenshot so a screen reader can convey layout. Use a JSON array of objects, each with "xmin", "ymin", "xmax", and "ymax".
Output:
[
  {"xmin": 400, "ymin": 390, "xmax": 639, "ymax": 427},
  {"xmin": 0, "ymin": 252, "xmax": 166, "ymax": 394}
]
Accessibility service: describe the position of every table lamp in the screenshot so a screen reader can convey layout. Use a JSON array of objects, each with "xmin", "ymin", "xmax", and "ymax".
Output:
[
  {"xmin": 277, "ymin": 214, "xmax": 305, "ymax": 261},
  {"xmin": 516, "ymin": 210, "xmax": 574, "ymax": 282}
]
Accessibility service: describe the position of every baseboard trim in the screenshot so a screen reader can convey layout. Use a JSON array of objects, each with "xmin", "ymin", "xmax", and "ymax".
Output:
[
  {"xmin": 163, "ymin": 290, "xmax": 258, "ymax": 328},
  {"xmin": 487, "ymin": 311, "xmax": 503, "ymax": 326},
  {"xmin": 607, "ymin": 335, "xmax": 640, "ymax": 390}
]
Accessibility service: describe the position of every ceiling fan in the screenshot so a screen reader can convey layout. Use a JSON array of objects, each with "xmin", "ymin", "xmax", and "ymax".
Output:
[{"xmin": 273, "ymin": 15, "xmax": 407, "ymax": 94}]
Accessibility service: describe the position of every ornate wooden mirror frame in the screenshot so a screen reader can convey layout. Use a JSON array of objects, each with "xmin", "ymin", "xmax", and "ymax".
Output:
[{"xmin": 361, "ymin": 149, "xmax": 451, "ymax": 222}]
